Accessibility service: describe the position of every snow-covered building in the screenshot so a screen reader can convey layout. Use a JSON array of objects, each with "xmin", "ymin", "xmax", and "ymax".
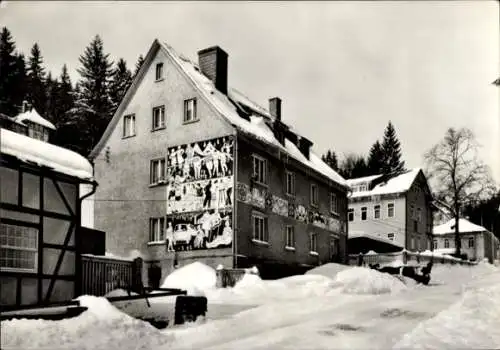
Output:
[
  {"xmin": 346, "ymin": 169, "xmax": 434, "ymax": 252},
  {"xmin": 433, "ymin": 218, "xmax": 499, "ymax": 263},
  {"xmin": 0, "ymin": 128, "xmax": 96, "ymax": 308},
  {"xmin": 89, "ymin": 40, "xmax": 349, "ymax": 284},
  {"xmin": 11, "ymin": 102, "xmax": 56, "ymax": 142}
]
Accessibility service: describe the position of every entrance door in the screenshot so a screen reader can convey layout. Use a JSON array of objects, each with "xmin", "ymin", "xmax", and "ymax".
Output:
[{"xmin": 329, "ymin": 237, "xmax": 339, "ymax": 262}]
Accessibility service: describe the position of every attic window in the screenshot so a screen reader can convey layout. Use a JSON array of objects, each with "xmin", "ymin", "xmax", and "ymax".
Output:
[{"xmin": 155, "ymin": 63, "xmax": 164, "ymax": 81}]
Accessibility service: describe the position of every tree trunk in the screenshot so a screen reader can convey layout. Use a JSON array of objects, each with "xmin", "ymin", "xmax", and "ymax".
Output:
[{"xmin": 454, "ymin": 214, "xmax": 461, "ymax": 256}]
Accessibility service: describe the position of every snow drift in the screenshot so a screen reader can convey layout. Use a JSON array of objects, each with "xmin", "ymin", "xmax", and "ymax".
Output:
[
  {"xmin": 161, "ymin": 262, "xmax": 217, "ymax": 296},
  {"xmin": 334, "ymin": 267, "xmax": 407, "ymax": 294}
]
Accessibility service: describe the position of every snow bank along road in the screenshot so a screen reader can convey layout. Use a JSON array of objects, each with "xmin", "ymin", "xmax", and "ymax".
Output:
[{"xmin": 1, "ymin": 262, "xmax": 499, "ymax": 350}]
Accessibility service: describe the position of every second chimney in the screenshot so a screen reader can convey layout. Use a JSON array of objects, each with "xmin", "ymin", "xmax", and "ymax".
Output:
[
  {"xmin": 269, "ymin": 97, "xmax": 282, "ymax": 121},
  {"xmin": 198, "ymin": 46, "xmax": 228, "ymax": 95}
]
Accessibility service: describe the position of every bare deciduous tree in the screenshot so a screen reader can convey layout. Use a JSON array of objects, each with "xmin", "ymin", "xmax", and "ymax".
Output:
[{"xmin": 424, "ymin": 128, "xmax": 496, "ymax": 257}]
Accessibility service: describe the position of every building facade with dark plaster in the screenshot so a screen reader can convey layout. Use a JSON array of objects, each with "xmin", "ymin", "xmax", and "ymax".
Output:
[{"xmin": 90, "ymin": 40, "xmax": 348, "ymax": 284}]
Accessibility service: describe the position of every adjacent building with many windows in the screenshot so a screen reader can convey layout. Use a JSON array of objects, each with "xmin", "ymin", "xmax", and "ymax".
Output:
[
  {"xmin": 89, "ymin": 40, "xmax": 349, "ymax": 283},
  {"xmin": 346, "ymin": 169, "xmax": 434, "ymax": 253}
]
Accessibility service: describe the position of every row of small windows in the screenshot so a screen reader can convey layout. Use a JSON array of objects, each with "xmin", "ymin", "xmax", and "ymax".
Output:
[
  {"xmin": 122, "ymin": 98, "xmax": 198, "ymax": 137},
  {"xmin": 434, "ymin": 237, "xmax": 475, "ymax": 249},
  {"xmin": 252, "ymin": 155, "xmax": 341, "ymax": 214},
  {"xmin": 252, "ymin": 213, "xmax": 318, "ymax": 253},
  {"xmin": 348, "ymin": 203, "xmax": 394, "ymax": 221}
]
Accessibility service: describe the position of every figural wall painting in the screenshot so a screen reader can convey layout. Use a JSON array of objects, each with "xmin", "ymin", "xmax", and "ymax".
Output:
[{"xmin": 166, "ymin": 136, "xmax": 234, "ymax": 251}]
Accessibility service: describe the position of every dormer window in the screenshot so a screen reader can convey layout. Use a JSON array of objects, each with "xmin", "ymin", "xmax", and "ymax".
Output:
[{"xmin": 27, "ymin": 123, "xmax": 49, "ymax": 142}]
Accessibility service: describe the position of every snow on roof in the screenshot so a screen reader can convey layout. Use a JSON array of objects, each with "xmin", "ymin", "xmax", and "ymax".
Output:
[
  {"xmin": 433, "ymin": 218, "xmax": 487, "ymax": 235},
  {"xmin": 346, "ymin": 174, "xmax": 382, "ymax": 186},
  {"xmin": 161, "ymin": 42, "xmax": 347, "ymax": 188},
  {"xmin": 14, "ymin": 108, "xmax": 56, "ymax": 130},
  {"xmin": 348, "ymin": 168, "xmax": 421, "ymax": 198},
  {"xmin": 348, "ymin": 230, "xmax": 404, "ymax": 248},
  {"xmin": 1, "ymin": 128, "xmax": 93, "ymax": 181}
]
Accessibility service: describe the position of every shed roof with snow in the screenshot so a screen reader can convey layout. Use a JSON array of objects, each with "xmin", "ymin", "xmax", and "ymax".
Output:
[
  {"xmin": 347, "ymin": 168, "xmax": 422, "ymax": 198},
  {"xmin": 1, "ymin": 128, "xmax": 93, "ymax": 181}
]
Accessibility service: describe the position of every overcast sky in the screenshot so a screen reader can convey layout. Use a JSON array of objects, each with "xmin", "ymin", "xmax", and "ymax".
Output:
[{"xmin": 1, "ymin": 1, "xmax": 499, "ymax": 183}]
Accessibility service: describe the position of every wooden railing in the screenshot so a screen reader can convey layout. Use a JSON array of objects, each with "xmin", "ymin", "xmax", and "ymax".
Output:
[
  {"xmin": 81, "ymin": 255, "xmax": 143, "ymax": 296},
  {"xmin": 348, "ymin": 250, "xmax": 477, "ymax": 267}
]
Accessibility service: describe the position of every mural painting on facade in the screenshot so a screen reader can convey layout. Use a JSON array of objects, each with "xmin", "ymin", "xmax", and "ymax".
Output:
[
  {"xmin": 271, "ymin": 195, "xmax": 289, "ymax": 217},
  {"xmin": 166, "ymin": 136, "xmax": 234, "ymax": 251},
  {"xmin": 295, "ymin": 204, "xmax": 308, "ymax": 223},
  {"xmin": 235, "ymin": 182, "xmax": 266, "ymax": 209},
  {"xmin": 309, "ymin": 210, "xmax": 327, "ymax": 229}
]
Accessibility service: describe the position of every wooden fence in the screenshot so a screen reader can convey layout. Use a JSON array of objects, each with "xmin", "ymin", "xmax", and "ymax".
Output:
[
  {"xmin": 81, "ymin": 255, "xmax": 143, "ymax": 296},
  {"xmin": 348, "ymin": 250, "xmax": 477, "ymax": 267}
]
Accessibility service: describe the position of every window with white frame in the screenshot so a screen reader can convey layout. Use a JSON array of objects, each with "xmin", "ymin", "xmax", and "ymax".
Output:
[
  {"xmin": 387, "ymin": 233, "xmax": 395, "ymax": 241},
  {"xmin": 252, "ymin": 155, "xmax": 267, "ymax": 184},
  {"xmin": 183, "ymin": 98, "xmax": 197, "ymax": 123},
  {"xmin": 252, "ymin": 213, "xmax": 268, "ymax": 243},
  {"xmin": 433, "ymin": 239, "xmax": 437, "ymax": 249},
  {"xmin": 285, "ymin": 226, "xmax": 295, "ymax": 249},
  {"xmin": 155, "ymin": 63, "xmax": 164, "ymax": 81},
  {"xmin": 348, "ymin": 208, "xmax": 354, "ymax": 222},
  {"xmin": 468, "ymin": 237, "xmax": 474, "ymax": 248},
  {"xmin": 310, "ymin": 184, "xmax": 318, "ymax": 206},
  {"xmin": 149, "ymin": 217, "xmax": 165, "ymax": 242},
  {"xmin": 361, "ymin": 207, "xmax": 367, "ymax": 221},
  {"xmin": 330, "ymin": 192, "xmax": 338, "ymax": 214},
  {"xmin": 374, "ymin": 204, "xmax": 381, "ymax": 219},
  {"xmin": 152, "ymin": 106, "xmax": 165, "ymax": 130},
  {"xmin": 410, "ymin": 237, "xmax": 415, "ymax": 250},
  {"xmin": 444, "ymin": 239, "xmax": 449, "ymax": 248},
  {"xmin": 285, "ymin": 171, "xmax": 295, "ymax": 196},
  {"xmin": 123, "ymin": 114, "xmax": 136, "ymax": 137},
  {"xmin": 310, "ymin": 232, "xmax": 318, "ymax": 253},
  {"xmin": 0, "ymin": 223, "xmax": 38, "ymax": 272},
  {"xmin": 150, "ymin": 158, "xmax": 166, "ymax": 185},
  {"xmin": 387, "ymin": 203, "xmax": 395, "ymax": 217}
]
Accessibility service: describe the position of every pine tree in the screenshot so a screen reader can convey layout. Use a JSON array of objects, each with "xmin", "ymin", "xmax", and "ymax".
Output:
[
  {"xmin": 44, "ymin": 72, "xmax": 58, "ymax": 123},
  {"xmin": 26, "ymin": 43, "xmax": 47, "ymax": 115},
  {"xmin": 73, "ymin": 34, "xmax": 114, "ymax": 155},
  {"xmin": 367, "ymin": 140, "xmax": 384, "ymax": 175},
  {"xmin": 381, "ymin": 121, "xmax": 405, "ymax": 175},
  {"xmin": 321, "ymin": 150, "xmax": 339, "ymax": 171},
  {"xmin": 109, "ymin": 58, "xmax": 132, "ymax": 111},
  {"xmin": 0, "ymin": 27, "xmax": 26, "ymax": 115},
  {"xmin": 134, "ymin": 54, "xmax": 145, "ymax": 77},
  {"xmin": 339, "ymin": 153, "xmax": 370, "ymax": 179}
]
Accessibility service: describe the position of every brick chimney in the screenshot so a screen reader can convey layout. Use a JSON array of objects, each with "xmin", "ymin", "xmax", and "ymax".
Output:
[
  {"xmin": 198, "ymin": 46, "xmax": 228, "ymax": 95},
  {"xmin": 269, "ymin": 97, "xmax": 282, "ymax": 121}
]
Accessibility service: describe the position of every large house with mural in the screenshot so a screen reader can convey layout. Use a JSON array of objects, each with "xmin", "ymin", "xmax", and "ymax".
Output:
[
  {"xmin": 89, "ymin": 40, "xmax": 349, "ymax": 283},
  {"xmin": 346, "ymin": 169, "xmax": 434, "ymax": 253}
]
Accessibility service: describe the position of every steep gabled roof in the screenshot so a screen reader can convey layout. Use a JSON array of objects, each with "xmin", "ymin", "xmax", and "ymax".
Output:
[
  {"xmin": 90, "ymin": 40, "xmax": 347, "ymax": 188},
  {"xmin": 348, "ymin": 168, "xmax": 422, "ymax": 198}
]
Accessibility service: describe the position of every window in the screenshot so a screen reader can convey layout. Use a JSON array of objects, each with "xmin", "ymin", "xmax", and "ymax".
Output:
[
  {"xmin": 410, "ymin": 237, "xmax": 415, "ymax": 250},
  {"xmin": 28, "ymin": 123, "xmax": 49, "ymax": 142},
  {"xmin": 468, "ymin": 237, "xmax": 474, "ymax": 248},
  {"xmin": 310, "ymin": 232, "xmax": 318, "ymax": 253},
  {"xmin": 252, "ymin": 213, "xmax": 268, "ymax": 243},
  {"xmin": 387, "ymin": 203, "xmax": 395, "ymax": 218},
  {"xmin": 123, "ymin": 114, "xmax": 136, "ymax": 137},
  {"xmin": 361, "ymin": 207, "xmax": 367, "ymax": 221},
  {"xmin": 285, "ymin": 171, "xmax": 295, "ymax": 196},
  {"xmin": 152, "ymin": 106, "xmax": 165, "ymax": 130},
  {"xmin": 330, "ymin": 193, "xmax": 338, "ymax": 214},
  {"xmin": 155, "ymin": 63, "xmax": 164, "ymax": 81},
  {"xmin": 410, "ymin": 205, "xmax": 415, "ymax": 219},
  {"xmin": 417, "ymin": 208, "xmax": 422, "ymax": 222},
  {"xmin": 252, "ymin": 155, "xmax": 267, "ymax": 184},
  {"xmin": 348, "ymin": 208, "xmax": 354, "ymax": 222},
  {"xmin": 183, "ymin": 98, "xmax": 197, "ymax": 123},
  {"xmin": 444, "ymin": 239, "xmax": 449, "ymax": 248},
  {"xmin": 374, "ymin": 204, "xmax": 381, "ymax": 219},
  {"xmin": 285, "ymin": 226, "xmax": 295, "ymax": 249},
  {"xmin": 413, "ymin": 220, "xmax": 418, "ymax": 232},
  {"xmin": 150, "ymin": 158, "xmax": 166, "ymax": 185},
  {"xmin": 149, "ymin": 217, "xmax": 165, "ymax": 242},
  {"xmin": 387, "ymin": 233, "xmax": 395, "ymax": 241},
  {"xmin": 310, "ymin": 184, "xmax": 318, "ymax": 206},
  {"xmin": 433, "ymin": 239, "xmax": 437, "ymax": 249},
  {"xmin": 0, "ymin": 223, "xmax": 38, "ymax": 272}
]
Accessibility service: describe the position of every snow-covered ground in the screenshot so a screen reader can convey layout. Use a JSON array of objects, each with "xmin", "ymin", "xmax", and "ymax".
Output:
[{"xmin": 2, "ymin": 261, "xmax": 499, "ymax": 350}]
